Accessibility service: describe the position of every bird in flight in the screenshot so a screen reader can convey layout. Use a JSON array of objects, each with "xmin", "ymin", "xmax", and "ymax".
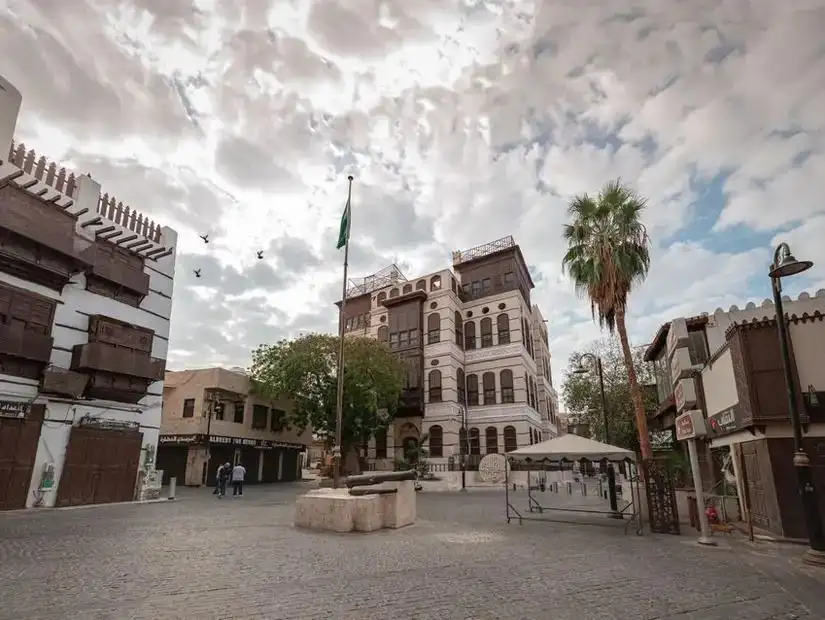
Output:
[
  {"xmin": 199, "ymin": 234, "xmax": 209, "ymax": 244},
  {"xmin": 256, "ymin": 250, "xmax": 264, "ymax": 259},
  {"xmin": 193, "ymin": 269, "xmax": 201, "ymax": 278}
]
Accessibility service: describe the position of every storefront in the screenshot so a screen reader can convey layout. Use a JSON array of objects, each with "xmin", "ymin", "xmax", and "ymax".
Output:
[{"xmin": 157, "ymin": 434, "xmax": 306, "ymax": 486}]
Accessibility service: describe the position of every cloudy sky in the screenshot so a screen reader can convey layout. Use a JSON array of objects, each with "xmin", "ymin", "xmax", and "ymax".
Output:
[{"xmin": 2, "ymin": 1, "xmax": 823, "ymax": 396}]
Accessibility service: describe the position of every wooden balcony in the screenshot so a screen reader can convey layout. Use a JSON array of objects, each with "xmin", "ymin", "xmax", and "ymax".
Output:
[
  {"xmin": 0, "ymin": 323, "xmax": 53, "ymax": 363},
  {"xmin": 71, "ymin": 342, "xmax": 165, "ymax": 381},
  {"xmin": 0, "ymin": 185, "xmax": 77, "ymax": 256},
  {"xmin": 83, "ymin": 241, "xmax": 149, "ymax": 297}
]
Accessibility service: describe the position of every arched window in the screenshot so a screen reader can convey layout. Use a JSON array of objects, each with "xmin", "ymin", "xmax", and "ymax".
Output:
[
  {"xmin": 454, "ymin": 311, "xmax": 463, "ymax": 348},
  {"xmin": 430, "ymin": 275, "xmax": 442, "ymax": 290},
  {"xmin": 415, "ymin": 279, "xmax": 426, "ymax": 291},
  {"xmin": 377, "ymin": 291, "xmax": 387, "ymax": 304},
  {"xmin": 428, "ymin": 370, "xmax": 442, "ymax": 402},
  {"xmin": 429, "ymin": 425, "xmax": 443, "ymax": 458},
  {"xmin": 500, "ymin": 369, "xmax": 514, "ymax": 403},
  {"xmin": 459, "ymin": 427, "xmax": 468, "ymax": 455},
  {"xmin": 529, "ymin": 428, "xmax": 534, "ymax": 444},
  {"xmin": 377, "ymin": 326, "xmax": 388, "ymax": 342},
  {"xmin": 402, "ymin": 283, "xmax": 412, "ymax": 294},
  {"xmin": 466, "ymin": 373, "xmax": 479, "ymax": 406},
  {"xmin": 464, "ymin": 321, "xmax": 476, "ymax": 350},
  {"xmin": 504, "ymin": 426, "xmax": 517, "ymax": 452},
  {"xmin": 521, "ymin": 319, "xmax": 527, "ymax": 345},
  {"xmin": 497, "ymin": 313, "xmax": 510, "ymax": 344},
  {"xmin": 457, "ymin": 368, "xmax": 465, "ymax": 405},
  {"xmin": 389, "ymin": 288, "xmax": 400, "ymax": 298},
  {"xmin": 531, "ymin": 378, "xmax": 537, "ymax": 409},
  {"xmin": 485, "ymin": 426, "xmax": 498, "ymax": 454},
  {"xmin": 480, "ymin": 317, "xmax": 493, "ymax": 348},
  {"xmin": 469, "ymin": 427, "xmax": 480, "ymax": 455},
  {"xmin": 375, "ymin": 429, "xmax": 387, "ymax": 459},
  {"xmin": 427, "ymin": 313, "xmax": 440, "ymax": 344},
  {"xmin": 482, "ymin": 372, "xmax": 496, "ymax": 405},
  {"xmin": 451, "ymin": 278, "xmax": 458, "ymax": 293}
]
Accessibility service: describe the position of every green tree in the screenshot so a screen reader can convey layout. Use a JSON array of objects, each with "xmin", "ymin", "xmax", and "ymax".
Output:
[
  {"xmin": 562, "ymin": 338, "xmax": 658, "ymax": 454},
  {"xmin": 250, "ymin": 333, "xmax": 405, "ymax": 471},
  {"xmin": 561, "ymin": 178, "xmax": 654, "ymax": 458}
]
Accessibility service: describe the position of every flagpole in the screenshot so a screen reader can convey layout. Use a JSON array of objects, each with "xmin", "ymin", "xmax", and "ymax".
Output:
[{"xmin": 333, "ymin": 175, "xmax": 353, "ymax": 489}]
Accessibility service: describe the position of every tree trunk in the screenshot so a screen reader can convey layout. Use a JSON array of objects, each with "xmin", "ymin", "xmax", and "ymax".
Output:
[{"xmin": 616, "ymin": 307, "xmax": 653, "ymax": 460}]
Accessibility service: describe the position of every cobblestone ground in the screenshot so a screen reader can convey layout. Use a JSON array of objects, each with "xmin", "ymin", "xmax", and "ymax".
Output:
[{"xmin": 1, "ymin": 483, "xmax": 824, "ymax": 620}]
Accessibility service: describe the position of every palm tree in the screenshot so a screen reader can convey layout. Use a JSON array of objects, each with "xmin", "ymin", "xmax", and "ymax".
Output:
[{"xmin": 561, "ymin": 179, "xmax": 653, "ymax": 459}]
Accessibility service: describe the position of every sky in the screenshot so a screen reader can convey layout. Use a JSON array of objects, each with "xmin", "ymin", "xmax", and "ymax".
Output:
[{"xmin": 1, "ymin": 0, "xmax": 823, "ymax": 399}]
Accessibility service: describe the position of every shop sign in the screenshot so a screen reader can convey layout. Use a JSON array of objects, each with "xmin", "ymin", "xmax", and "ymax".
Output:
[
  {"xmin": 79, "ymin": 416, "xmax": 139, "ymax": 431},
  {"xmin": 666, "ymin": 317, "xmax": 689, "ymax": 361},
  {"xmin": 708, "ymin": 406, "xmax": 744, "ymax": 437},
  {"xmin": 669, "ymin": 347, "xmax": 692, "ymax": 386},
  {"xmin": 0, "ymin": 400, "xmax": 29, "ymax": 419},
  {"xmin": 675, "ymin": 410, "xmax": 707, "ymax": 441},
  {"xmin": 208, "ymin": 435, "xmax": 305, "ymax": 450},
  {"xmin": 674, "ymin": 377, "xmax": 697, "ymax": 413},
  {"xmin": 159, "ymin": 434, "xmax": 204, "ymax": 445}
]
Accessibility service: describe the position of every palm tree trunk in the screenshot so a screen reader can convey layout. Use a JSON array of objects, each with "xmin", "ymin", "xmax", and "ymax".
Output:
[{"xmin": 616, "ymin": 307, "xmax": 653, "ymax": 460}]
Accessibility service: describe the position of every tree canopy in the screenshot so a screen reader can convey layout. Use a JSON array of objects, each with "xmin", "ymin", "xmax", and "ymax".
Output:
[
  {"xmin": 561, "ymin": 337, "xmax": 657, "ymax": 455},
  {"xmin": 561, "ymin": 178, "xmax": 654, "ymax": 458},
  {"xmin": 250, "ymin": 333, "xmax": 405, "ymax": 453}
]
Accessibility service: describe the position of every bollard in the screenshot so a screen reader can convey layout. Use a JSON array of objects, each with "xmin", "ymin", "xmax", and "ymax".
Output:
[
  {"xmin": 540, "ymin": 481, "xmax": 546, "ymax": 492},
  {"xmin": 581, "ymin": 483, "xmax": 587, "ymax": 497},
  {"xmin": 168, "ymin": 477, "xmax": 177, "ymax": 500},
  {"xmin": 566, "ymin": 481, "xmax": 573, "ymax": 495}
]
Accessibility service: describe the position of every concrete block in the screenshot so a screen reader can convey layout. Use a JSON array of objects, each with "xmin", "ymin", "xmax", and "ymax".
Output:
[
  {"xmin": 294, "ymin": 488, "xmax": 357, "ymax": 533},
  {"xmin": 353, "ymin": 494, "xmax": 383, "ymax": 532},
  {"xmin": 382, "ymin": 480, "xmax": 416, "ymax": 529}
]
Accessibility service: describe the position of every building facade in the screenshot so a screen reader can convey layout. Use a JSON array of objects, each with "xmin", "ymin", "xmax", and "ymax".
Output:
[
  {"xmin": 0, "ymin": 73, "xmax": 177, "ymax": 510},
  {"xmin": 337, "ymin": 236, "xmax": 560, "ymax": 470},
  {"xmin": 157, "ymin": 367, "xmax": 311, "ymax": 486},
  {"xmin": 644, "ymin": 290, "xmax": 825, "ymax": 539}
]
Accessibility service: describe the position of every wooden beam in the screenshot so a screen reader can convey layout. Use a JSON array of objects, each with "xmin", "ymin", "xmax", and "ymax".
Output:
[
  {"xmin": 115, "ymin": 234, "xmax": 137, "ymax": 245},
  {"xmin": 95, "ymin": 225, "xmax": 116, "ymax": 236},
  {"xmin": 80, "ymin": 216, "xmax": 103, "ymax": 228}
]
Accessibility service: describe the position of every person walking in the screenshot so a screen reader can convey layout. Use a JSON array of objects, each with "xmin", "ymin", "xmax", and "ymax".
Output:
[
  {"xmin": 217, "ymin": 462, "xmax": 231, "ymax": 499},
  {"xmin": 212, "ymin": 462, "xmax": 225, "ymax": 495},
  {"xmin": 231, "ymin": 462, "xmax": 246, "ymax": 497}
]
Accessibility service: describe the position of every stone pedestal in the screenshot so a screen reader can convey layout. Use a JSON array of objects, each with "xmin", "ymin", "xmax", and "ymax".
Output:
[
  {"xmin": 294, "ymin": 481, "xmax": 417, "ymax": 533},
  {"xmin": 381, "ymin": 480, "xmax": 415, "ymax": 528}
]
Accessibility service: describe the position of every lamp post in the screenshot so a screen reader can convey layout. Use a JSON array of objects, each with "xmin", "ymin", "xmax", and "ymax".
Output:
[
  {"xmin": 574, "ymin": 353, "xmax": 619, "ymax": 517},
  {"xmin": 574, "ymin": 353, "xmax": 609, "ymax": 443},
  {"xmin": 769, "ymin": 242, "xmax": 825, "ymax": 567}
]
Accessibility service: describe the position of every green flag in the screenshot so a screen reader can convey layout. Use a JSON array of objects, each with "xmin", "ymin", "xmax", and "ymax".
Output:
[{"xmin": 336, "ymin": 195, "xmax": 351, "ymax": 250}]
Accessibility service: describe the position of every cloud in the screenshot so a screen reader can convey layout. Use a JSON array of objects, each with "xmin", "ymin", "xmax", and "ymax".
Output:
[{"xmin": 3, "ymin": 0, "xmax": 823, "ymax": 405}]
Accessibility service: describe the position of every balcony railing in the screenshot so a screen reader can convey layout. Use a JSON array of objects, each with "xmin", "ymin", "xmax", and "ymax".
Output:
[
  {"xmin": 0, "ymin": 324, "xmax": 53, "ymax": 362},
  {"xmin": 71, "ymin": 342, "xmax": 165, "ymax": 381}
]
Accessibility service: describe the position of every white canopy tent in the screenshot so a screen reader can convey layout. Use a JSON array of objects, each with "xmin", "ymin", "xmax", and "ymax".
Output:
[
  {"xmin": 506, "ymin": 433, "xmax": 636, "ymax": 463},
  {"xmin": 503, "ymin": 434, "xmax": 642, "ymax": 534}
]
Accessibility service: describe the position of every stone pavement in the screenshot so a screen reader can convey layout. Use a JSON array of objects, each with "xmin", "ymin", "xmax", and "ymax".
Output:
[{"xmin": 1, "ymin": 484, "xmax": 824, "ymax": 620}]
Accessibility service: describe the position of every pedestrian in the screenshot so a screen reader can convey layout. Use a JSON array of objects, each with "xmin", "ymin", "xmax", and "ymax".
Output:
[
  {"xmin": 212, "ymin": 462, "xmax": 224, "ymax": 495},
  {"xmin": 231, "ymin": 461, "xmax": 246, "ymax": 497},
  {"xmin": 217, "ymin": 462, "xmax": 231, "ymax": 498}
]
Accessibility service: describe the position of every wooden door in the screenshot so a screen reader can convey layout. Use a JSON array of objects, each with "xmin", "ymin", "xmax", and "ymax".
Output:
[
  {"xmin": 56, "ymin": 427, "xmax": 142, "ymax": 507},
  {"xmin": 0, "ymin": 404, "xmax": 45, "ymax": 510},
  {"xmin": 741, "ymin": 441, "xmax": 770, "ymax": 529}
]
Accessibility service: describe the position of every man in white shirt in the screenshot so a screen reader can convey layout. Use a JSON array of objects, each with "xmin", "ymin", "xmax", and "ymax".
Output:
[{"xmin": 231, "ymin": 462, "xmax": 247, "ymax": 497}]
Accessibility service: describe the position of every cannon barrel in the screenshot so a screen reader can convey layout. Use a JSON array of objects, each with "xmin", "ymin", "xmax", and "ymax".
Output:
[{"xmin": 344, "ymin": 470, "xmax": 417, "ymax": 488}]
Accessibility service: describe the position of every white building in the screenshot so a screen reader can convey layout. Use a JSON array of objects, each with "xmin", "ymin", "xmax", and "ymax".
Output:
[
  {"xmin": 338, "ymin": 236, "xmax": 560, "ymax": 470},
  {"xmin": 0, "ymin": 73, "xmax": 177, "ymax": 510}
]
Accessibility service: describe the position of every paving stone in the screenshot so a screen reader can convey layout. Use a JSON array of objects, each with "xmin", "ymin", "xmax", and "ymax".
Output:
[{"xmin": 0, "ymin": 485, "xmax": 823, "ymax": 619}]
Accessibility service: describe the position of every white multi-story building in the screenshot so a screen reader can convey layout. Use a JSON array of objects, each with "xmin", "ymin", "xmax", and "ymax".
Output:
[
  {"xmin": 337, "ymin": 236, "xmax": 559, "ymax": 469},
  {"xmin": 0, "ymin": 73, "xmax": 177, "ymax": 510}
]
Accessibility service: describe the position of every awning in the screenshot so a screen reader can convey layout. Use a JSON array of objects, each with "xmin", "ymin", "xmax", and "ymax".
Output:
[{"xmin": 507, "ymin": 433, "xmax": 636, "ymax": 463}]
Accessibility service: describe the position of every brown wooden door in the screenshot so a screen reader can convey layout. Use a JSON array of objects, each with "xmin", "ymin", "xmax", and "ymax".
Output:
[
  {"xmin": 56, "ymin": 427, "xmax": 143, "ymax": 507},
  {"xmin": 741, "ymin": 441, "xmax": 770, "ymax": 529},
  {"xmin": 0, "ymin": 404, "xmax": 45, "ymax": 510}
]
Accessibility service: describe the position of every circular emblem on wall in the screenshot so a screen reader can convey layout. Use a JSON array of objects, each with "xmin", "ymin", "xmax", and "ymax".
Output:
[
  {"xmin": 430, "ymin": 301, "xmax": 437, "ymax": 309},
  {"xmin": 478, "ymin": 453, "xmax": 509, "ymax": 484}
]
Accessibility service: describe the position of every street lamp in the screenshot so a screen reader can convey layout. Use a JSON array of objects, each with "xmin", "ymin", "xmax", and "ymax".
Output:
[
  {"xmin": 769, "ymin": 242, "xmax": 825, "ymax": 567},
  {"xmin": 574, "ymin": 353, "xmax": 619, "ymax": 517},
  {"xmin": 573, "ymin": 353, "xmax": 609, "ymax": 443}
]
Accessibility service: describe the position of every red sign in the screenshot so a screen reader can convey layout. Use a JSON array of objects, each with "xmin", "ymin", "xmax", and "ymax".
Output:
[{"xmin": 675, "ymin": 413, "xmax": 694, "ymax": 440}]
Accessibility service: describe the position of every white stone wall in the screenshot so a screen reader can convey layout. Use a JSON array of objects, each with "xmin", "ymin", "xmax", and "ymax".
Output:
[{"xmin": 0, "ymin": 124, "xmax": 177, "ymax": 507}]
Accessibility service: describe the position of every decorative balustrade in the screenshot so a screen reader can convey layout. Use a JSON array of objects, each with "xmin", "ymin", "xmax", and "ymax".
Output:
[
  {"xmin": 6, "ymin": 140, "xmax": 77, "ymax": 197},
  {"xmin": 5, "ymin": 140, "xmax": 163, "ymax": 246},
  {"xmin": 96, "ymin": 193, "xmax": 162, "ymax": 243}
]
